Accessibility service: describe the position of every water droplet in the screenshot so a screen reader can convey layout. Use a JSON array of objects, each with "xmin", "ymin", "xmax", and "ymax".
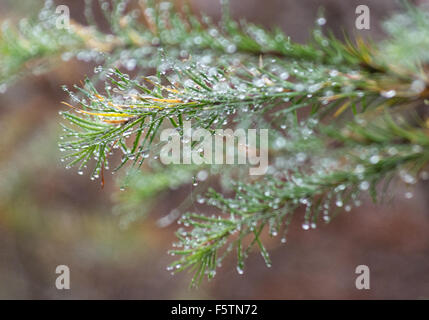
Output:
[
  {"xmin": 369, "ymin": 155, "xmax": 380, "ymax": 164},
  {"xmin": 317, "ymin": 17, "xmax": 327, "ymax": 26},
  {"xmin": 399, "ymin": 170, "xmax": 416, "ymax": 184},
  {"xmin": 329, "ymin": 70, "xmax": 339, "ymax": 77},
  {"xmin": 381, "ymin": 90, "xmax": 396, "ymax": 98},
  {"xmin": 302, "ymin": 222, "xmax": 310, "ymax": 230},
  {"xmin": 192, "ymin": 176, "xmax": 198, "ymax": 186},
  {"xmin": 296, "ymin": 152, "xmax": 307, "ymax": 163},
  {"xmin": 61, "ymin": 52, "xmax": 74, "ymax": 61},
  {"xmin": 226, "ymin": 44, "xmax": 237, "ymax": 53},
  {"xmin": 359, "ymin": 181, "xmax": 370, "ymax": 191},
  {"xmin": 354, "ymin": 164, "xmax": 365, "ymax": 174},
  {"xmin": 253, "ymin": 78, "xmax": 265, "ymax": 88},
  {"xmin": 412, "ymin": 145, "xmax": 423, "ymax": 153},
  {"xmin": 0, "ymin": 84, "xmax": 7, "ymax": 94},
  {"xmin": 420, "ymin": 171, "xmax": 429, "ymax": 180},
  {"xmin": 125, "ymin": 59, "xmax": 137, "ymax": 71},
  {"xmin": 411, "ymin": 80, "xmax": 425, "ymax": 94},
  {"xmin": 280, "ymin": 72, "xmax": 289, "ymax": 80},
  {"xmin": 236, "ymin": 266, "xmax": 244, "ymax": 275},
  {"xmin": 196, "ymin": 195, "xmax": 205, "ymax": 204},
  {"xmin": 94, "ymin": 66, "xmax": 103, "ymax": 74},
  {"xmin": 405, "ymin": 192, "xmax": 413, "ymax": 199},
  {"xmin": 197, "ymin": 170, "xmax": 208, "ymax": 181}
]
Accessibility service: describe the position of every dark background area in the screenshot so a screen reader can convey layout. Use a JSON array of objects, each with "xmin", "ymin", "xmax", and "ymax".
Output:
[{"xmin": 0, "ymin": 0, "xmax": 428, "ymax": 299}]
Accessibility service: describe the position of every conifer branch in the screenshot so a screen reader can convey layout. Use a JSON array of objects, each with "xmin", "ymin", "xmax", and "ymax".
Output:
[{"xmin": 2, "ymin": 0, "xmax": 429, "ymax": 286}]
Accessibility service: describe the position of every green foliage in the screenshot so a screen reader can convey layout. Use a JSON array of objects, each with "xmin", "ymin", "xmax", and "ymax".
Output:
[
  {"xmin": 0, "ymin": 1, "xmax": 82, "ymax": 89},
  {"xmin": 2, "ymin": 0, "xmax": 429, "ymax": 286}
]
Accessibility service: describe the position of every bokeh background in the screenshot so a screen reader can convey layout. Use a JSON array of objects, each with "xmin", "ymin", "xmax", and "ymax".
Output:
[{"xmin": 1, "ymin": 0, "xmax": 429, "ymax": 299}]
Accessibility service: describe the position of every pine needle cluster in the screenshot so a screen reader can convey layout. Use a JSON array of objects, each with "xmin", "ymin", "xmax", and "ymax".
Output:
[{"xmin": 2, "ymin": 0, "xmax": 429, "ymax": 286}]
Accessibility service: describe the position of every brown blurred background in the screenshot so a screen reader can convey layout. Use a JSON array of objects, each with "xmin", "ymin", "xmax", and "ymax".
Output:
[{"xmin": 0, "ymin": 0, "xmax": 429, "ymax": 299}]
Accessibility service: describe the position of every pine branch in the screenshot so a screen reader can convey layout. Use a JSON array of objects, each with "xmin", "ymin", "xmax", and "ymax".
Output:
[
  {"xmin": 52, "ymin": 1, "xmax": 429, "ymax": 285},
  {"xmin": 3, "ymin": 0, "xmax": 429, "ymax": 286},
  {"xmin": 170, "ymin": 113, "xmax": 429, "ymax": 286},
  {"xmin": 0, "ymin": 0, "xmax": 390, "ymax": 88}
]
